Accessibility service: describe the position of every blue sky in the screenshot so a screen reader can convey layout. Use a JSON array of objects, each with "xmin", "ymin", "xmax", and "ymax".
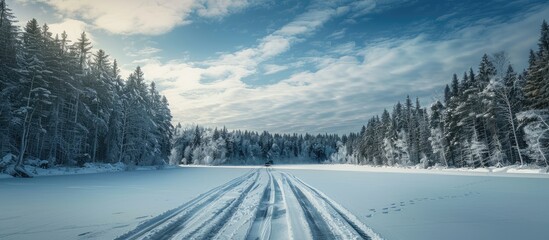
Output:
[{"xmin": 9, "ymin": 0, "xmax": 549, "ymax": 134}]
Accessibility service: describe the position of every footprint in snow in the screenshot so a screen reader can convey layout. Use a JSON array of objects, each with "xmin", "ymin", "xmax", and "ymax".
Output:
[
  {"xmin": 78, "ymin": 232, "xmax": 91, "ymax": 237},
  {"xmin": 112, "ymin": 224, "xmax": 130, "ymax": 229}
]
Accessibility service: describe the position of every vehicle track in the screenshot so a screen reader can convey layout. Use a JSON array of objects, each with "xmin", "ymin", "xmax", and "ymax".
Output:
[
  {"xmin": 284, "ymin": 173, "xmax": 379, "ymax": 240},
  {"xmin": 246, "ymin": 169, "xmax": 274, "ymax": 240},
  {"xmin": 283, "ymin": 174, "xmax": 335, "ymax": 240},
  {"xmin": 115, "ymin": 169, "xmax": 258, "ymax": 240},
  {"xmin": 116, "ymin": 168, "xmax": 381, "ymax": 240}
]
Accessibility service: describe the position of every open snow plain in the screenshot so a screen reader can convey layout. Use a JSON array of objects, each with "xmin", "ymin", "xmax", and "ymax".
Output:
[
  {"xmin": 1, "ymin": 165, "xmax": 548, "ymax": 240},
  {"xmin": 277, "ymin": 165, "xmax": 549, "ymax": 240}
]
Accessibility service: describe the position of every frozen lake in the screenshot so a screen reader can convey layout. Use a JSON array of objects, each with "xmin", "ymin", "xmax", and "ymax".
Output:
[
  {"xmin": 281, "ymin": 167, "xmax": 549, "ymax": 240},
  {"xmin": 1, "ymin": 165, "xmax": 548, "ymax": 239}
]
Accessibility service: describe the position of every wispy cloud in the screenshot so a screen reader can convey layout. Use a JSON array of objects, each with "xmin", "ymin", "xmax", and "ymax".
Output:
[
  {"xmin": 137, "ymin": 1, "xmax": 348, "ymax": 131},
  {"xmin": 48, "ymin": 18, "xmax": 93, "ymax": 43},
  {"xmin": 138, "ymin": 2, "xmax": 549, "ymax": 134},
  {"xmin": 263, "ymin": 64, "xmax": 289, "ymax": 75},
  {"xmin": 328, "ymin": 28, "xmax": 347, "ymax": 40},
  {"xmin": 21, "ymin": 0, "xmax": 260, "ymax": 35},
  {"xmin": 126, "ymin": 47, "xmax": 162, "ymax": 58},
  {"xmin": 196, "ymin": 0, "xmax": 252, "ymax": 18}
]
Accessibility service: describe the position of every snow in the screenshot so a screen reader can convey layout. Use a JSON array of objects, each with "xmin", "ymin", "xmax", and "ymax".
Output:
[
  {"xmin": 0, "ymin": 173, "xmax": 12, "ymax": 179},
  {"xmin": 112, "ymin": 168, "xmax": 379, "ymax": 240},
  {"xmin": 1, "ymin": 164, "xmax": 548, "ymax": 240},
  {"xmin": 0, "ymin": 167, "xmax": 250, "ymax": 240},
  {"xmin": 279, "ymin": 165, "xmax": 549, "ymax": 240},
  {"xmin": 273, "ymin": 163, "xmax": 549, "ymax": 178},
  {"xmin": 1, "ymin": 162, "xmax": 176, "ymax": 178}
]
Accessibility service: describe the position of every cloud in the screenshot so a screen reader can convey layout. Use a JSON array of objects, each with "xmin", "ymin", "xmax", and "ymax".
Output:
[
  {"xmin": 328, "ymin": 28, "xmax": 347, "ymax": 40},
  {"xmin": 436, "ymin": 12, "xmax": 458, "ymax": 22},
  {"xmin": 330, "ymin": 42, "xmax": 356, "ymax": 56},
  {"xmin": 196, "ymin": 0, "xmax": 251, "ymax": 18},
  {"xmin": 135, "ymin": 2, "xmax": 549, "ymax": 134},
  {"xmin": 349, "ymin": 0, "xmax": 376, "ymax": 18},
  {"xmin": 26, "ymin": 0, "xmax": 258, "ymax": 35},
  {"xmin": 263, "ymin": 64, "xmax": 288, "ymax": 75},
  {"xmin": 47, "ymin": 18, "xmax": 93, "ymax": 43},
  {"xmin": 126, "ymin": 47, "xmax": 162, "ymax": 58},
  {"xmin": 191, "ymin": 2, "xmax": 340, "ymax": 82},
  {"xmin": 136, "ymin": 1, "xmax": 344, "ymax": 130}
]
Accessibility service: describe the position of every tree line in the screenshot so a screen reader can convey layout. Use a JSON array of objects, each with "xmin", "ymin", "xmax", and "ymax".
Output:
[
  {"xmin": 0, "ymin": 1, "xmax": 173, "ymax": 176},
  {"xmin": 339, "ymin": 20, "xmax": 549, "ymax": 168},
  {"xmin": 173, "ymin": 20, "xmax": 549, "ymax": 168},
  {"xmin": 3, "ymin": 0, "xmax": 547, "ymax": 171},
  {"xmin": 170, "ymin": 125, "xmax": 341, "ymax": 165}
]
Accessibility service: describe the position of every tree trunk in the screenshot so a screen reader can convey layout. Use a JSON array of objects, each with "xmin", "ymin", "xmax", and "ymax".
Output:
[{"xmin": 14, "ymin": 76, "xmax": 36, "ymax": 178}]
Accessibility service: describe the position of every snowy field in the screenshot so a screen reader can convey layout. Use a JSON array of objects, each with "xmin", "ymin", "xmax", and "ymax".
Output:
[
  {"xmin": 1, "ymin": 165, "xmax": 548, "ymax": 240},
  {"xmin": 0, "ymin": 167, "xmax": 250, "ymax": 240},
  {"xmin": 278, "ymin": 165, "xmax": 549, "ymax": 240}
]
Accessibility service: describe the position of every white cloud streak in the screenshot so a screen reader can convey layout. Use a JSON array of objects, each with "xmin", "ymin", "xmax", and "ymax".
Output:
[
  {"xmin": 48, "ymin": 18, "xmax": 93, "ymax": 43},
  {"xmin": 23, "ymin": 0, "xmax": 258, "ymax": 35},
  {"xmin": 263, "ymin": 64, "xmax": 288, "ymax": 75},
  {"xmin": 139, "ymin": 3, "xmax": 549, "ymax": 134}
]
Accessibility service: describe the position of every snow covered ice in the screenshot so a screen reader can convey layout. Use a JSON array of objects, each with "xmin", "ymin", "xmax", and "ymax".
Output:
[
  {"xmin": 2, "ymin": 165, "xmax": 549, "ymax": 240},
  {"xmin": 115, "ymin": 168, "xmax": 379, "ymax": 240},
  {"xmin": 0, "ymin": 167, "xmax": 249, "ymax": 240},
  {"xmin": 276, "ymin": 165, "xmax": 549, "ymax": 240}
]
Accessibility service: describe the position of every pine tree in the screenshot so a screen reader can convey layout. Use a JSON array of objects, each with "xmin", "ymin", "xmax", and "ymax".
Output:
[
  {"xmin": 75, "ymin": 32, "xmax": 92, "ymax": 70},
  {"xmin": 0, "ymin": 8, "xmax": 174, "ymax": 175},
  {"xmin": 430, "ymin": 101, "xmax": 447, "ymax": 166},
  {"xmin": 524, "ymin": 21, "xmax": 549, "ymax": 110},
  {"xmin": 12, "ymin": 19, "xmax": 53, "ymax": 175},
  {"xmin": 492, "ymin": 65, "xmax": 525, "ymax": 165},
  {"xmin": 381, "ymin": 109, "xmax": 396, "ymax": 165},
  {"xmin": 0, "ymin": 0, "xmax": 19, "ymax": 156},
  {"xmin": 444, "ymin": 84, "xmax": 451, "ymax": 104}
]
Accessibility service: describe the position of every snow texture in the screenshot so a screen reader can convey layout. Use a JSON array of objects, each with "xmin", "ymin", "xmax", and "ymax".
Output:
[
  {"xmin": 114, "ymin": 168, "xmax": 380, "ymax": 240},
  {"xmin": 277, "ymin": 164, "xmax": 549, "ymax": 240},
  {"xmin": 0, "ymin": 167, "xmax": 250, "ymax": 240},
  {"xmin": 1, "ymin": 165, "xmax": 549, "ymax": 240}
]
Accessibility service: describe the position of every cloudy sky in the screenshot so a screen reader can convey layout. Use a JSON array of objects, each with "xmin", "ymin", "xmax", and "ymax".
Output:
[{"xmin": 10, "ymin": 0, "xmax": 549, "ymax": 134}]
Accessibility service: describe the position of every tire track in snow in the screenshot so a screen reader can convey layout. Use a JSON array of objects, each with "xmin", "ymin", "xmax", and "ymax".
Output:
[
  {"xmin": 286, "ymin": 173, "xmax": 381, "ymax": 240},
  {"xmin": 269, "ymin": 172, "xmax": 290, "ymax": 240},
  {"xmin": 246, "ymin": 168, "xmax": 274, "ymax": 240},
  {"xmin": 184, "ymin": 171, "xmax": 260, "ymax": 239},
  {"xmin": 115, "ymin": 169, "xmax": 258, "ymax": 240},
  {"xmin": 283, "ymin": 173, "xmax": 336, "ymax": 240},
  {"xmin": 116, "ymin": 168, "xmax": 381, "ymax": 240}
]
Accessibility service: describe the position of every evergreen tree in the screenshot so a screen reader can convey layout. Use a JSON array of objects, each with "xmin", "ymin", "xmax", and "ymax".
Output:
[
  {"xmin": 75, "ymin": 32, "xmax": 92, "ymax": 70},
  {"xmin": 524, "ymin": 21, "xmax": 549, "ymax": 110},
  {"xmin": 0, "ymin": 0, "xmax": 19, "ymax": 156}
]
